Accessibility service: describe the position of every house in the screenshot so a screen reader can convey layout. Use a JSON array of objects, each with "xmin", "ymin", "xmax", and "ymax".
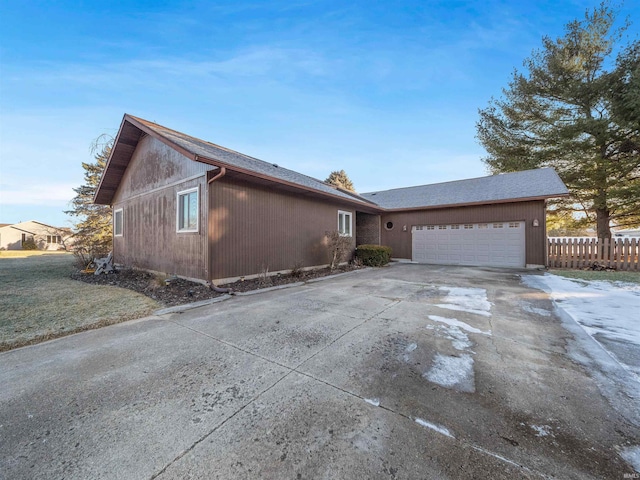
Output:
[
  {"xmin": 0, "ymin": 221, "xmax": 70, "ymax": 251},
  {"xmin": 614, "ymin": 229, "xmax": 640, "ymax": 238},
  {"xmin": 94, "ymin": 114, "xmax": 569, "ymax": 283}
]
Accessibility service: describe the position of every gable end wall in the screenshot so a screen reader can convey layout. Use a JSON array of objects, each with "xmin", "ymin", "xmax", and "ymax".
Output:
[{"xmin": 112, "ymin": 136, "xmax": 212, "ymax": 280}]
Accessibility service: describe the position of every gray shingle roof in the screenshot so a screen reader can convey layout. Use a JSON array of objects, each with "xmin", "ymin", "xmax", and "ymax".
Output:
[
  {"xmin": 360, "ymin": 168, "xmax": 569, "ymax": 209},
  {"xmin": 135, "ymin": 117, "xmax": 374, "ymax": 205}
]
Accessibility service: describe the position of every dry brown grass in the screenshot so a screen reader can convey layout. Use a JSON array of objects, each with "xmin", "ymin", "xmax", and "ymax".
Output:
[
  {"xmin": 550, "ymin": 269, "xmax": 640, "ymax": 285},
  {"xmin": 0, "ymin": 254, "xmax": 159, "ymax": 351}
]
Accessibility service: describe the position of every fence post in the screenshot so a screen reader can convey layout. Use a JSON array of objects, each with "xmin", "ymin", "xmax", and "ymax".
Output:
[{"xmin": 589, "ymin": 238, "xmax": 597, "ymax": 267}]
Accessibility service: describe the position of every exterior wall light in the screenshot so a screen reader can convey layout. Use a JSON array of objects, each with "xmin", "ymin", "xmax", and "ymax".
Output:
[
  {"xmin": 533, "ymin": 219, "xmax": 540, "ymax": 227},
  {"xmin": 403, "ymin": 225, "xmax": 407, "ymax": 231}
]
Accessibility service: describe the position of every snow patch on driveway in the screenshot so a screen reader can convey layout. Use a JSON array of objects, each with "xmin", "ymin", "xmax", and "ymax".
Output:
[
  {"xmin": 523, "ymin": 274, "xmax": 640, "ymax": 381},
  {"xmin": 428, "ymin": 315, "xmax": 491, "ymax": 336},
  {"xmin": 424, "ymin": 353, "xmax": 475, "ymax": 393},
  {"xmin": 364, "ymin": 398, "xmax": 380, "ymax": 407},
  {"xmin": 530, "ymin": 424, "xmax": 553, "ymax": 437},
  {"xmin": 414, "ymin": 418, "xmax": 455, "ymax": 438},
  {"xmin": 436, "ymin": 287, "xmax": 492, "ymax": 317},
  {"xmin": 621, "ymin": 446, "xmax": 640, "ymax": 473}
]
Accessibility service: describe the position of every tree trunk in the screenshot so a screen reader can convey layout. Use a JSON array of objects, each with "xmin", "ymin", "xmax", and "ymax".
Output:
[{"xmin": 596, "ymin": 208, "xmax": 611, "ymax": 239}]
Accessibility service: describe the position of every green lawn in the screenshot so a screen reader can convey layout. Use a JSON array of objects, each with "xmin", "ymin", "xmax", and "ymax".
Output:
[
  {"xmin": 549, "ymin": 268, "xmax": 640, "ymax": 285},
  {"xmin": 0, "ymin": 253, "xmax": 159, "ymax": 351}
]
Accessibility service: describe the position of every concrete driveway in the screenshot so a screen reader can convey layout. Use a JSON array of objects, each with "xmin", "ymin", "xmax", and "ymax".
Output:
[{"xmin": 1, "ymin": 264, "xmax": 638, "ymax": 479}]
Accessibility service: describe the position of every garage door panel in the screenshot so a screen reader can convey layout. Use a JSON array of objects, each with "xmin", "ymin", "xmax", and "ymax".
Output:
[{"xmin": 412, "ymin": 222, "xmax": 525, "ymax": 268}]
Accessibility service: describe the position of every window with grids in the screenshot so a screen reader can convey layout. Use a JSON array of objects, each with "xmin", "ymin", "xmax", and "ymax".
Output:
[
  {"xmin": 464, "ymin": 224, "xmax": 473, "ymax": 229},
  {"xmin": 509, "ymin": 222, "xmax": 520, "ymax": 228},
  {"xmin": 426, "ymin": 225, "xmax": 435, "ymax": 230},
  {"xmin": 338, "ymin": 211, "xmax": 352, "ymax": 236},
  {"xmin": 177, "ymin": 188, "xmax": 199, "ymax": 232},
  {"xmin": 114, "ymin": 208, "xmax": 123, "ymax": 237},
  {"xmin": 46, "ymin": 235, "xmax": 62, "ymax": 244}
]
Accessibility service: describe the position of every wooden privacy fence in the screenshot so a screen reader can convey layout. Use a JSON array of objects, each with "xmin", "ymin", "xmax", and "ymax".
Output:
[{"xmin": 548, "ymin": 237, "xmax": 639, "ymax": 270}]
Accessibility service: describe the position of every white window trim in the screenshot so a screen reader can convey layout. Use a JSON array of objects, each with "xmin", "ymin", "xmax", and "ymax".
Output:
[
  {"xmin": 176, "ymin": 187, "xmax": 199, "ymax": 233},
  {"xmin": 338, "ymin": 210, "xmax": 353, "ymax": 237},
  {"xmin": 114, "ymin": 208, "xmax": 123, "ymax": 237}
]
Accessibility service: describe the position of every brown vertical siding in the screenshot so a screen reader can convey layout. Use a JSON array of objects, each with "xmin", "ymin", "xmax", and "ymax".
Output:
[
  {"xmin": 114, "ymin": 136, "xmax": 210, "ymax": 200},
  {"xmin": 380, "ymin": 201, "xmax": 546, "ymax": 265},
  {"xmin": 209, "ymin": 178, "xmax": 356, "ymax": 281},
  {"xmin": 112, "ymin": 137, "xmax": 210, "ymax": 280}
]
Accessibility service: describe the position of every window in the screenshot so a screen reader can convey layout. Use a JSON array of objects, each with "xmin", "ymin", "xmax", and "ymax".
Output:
[
  {"xmin": 451, "ymin": 225, "xmax": 460, "ymax": 230},
  {"xmin": 478, "ymin": 224, "xmax": 488, "ymax": 229},
  {"xmin": 509, "ymin": 222, "xmax": 520, "ymax": 228},
  {"xmin": 177, "ymin": 188, "xmax": 199, "ymax": 233},
  {"xmin": 438, "ymin": 225, "xmax": 447, "ymax": 230},
  {"xmin": 46, "ymin": 235, "xmax": 61, "ymax": 244},
  {"xmin": 338, "ymin": 210, "xmax": 352, "ymax": 236},
  {"xmin": 493, "ymin": 223, "xmax": 504, "ymax": 229},
  {"xmin": 114, "ymin": 208, "xmax": 123, "ymax": 237},
  {"xmin": 464, "ymin": 224, "xmax": 473, "ymax": 229},
  {"xmin": 426, "ymin": 225, "xmax": 435, "ymax": 230}
]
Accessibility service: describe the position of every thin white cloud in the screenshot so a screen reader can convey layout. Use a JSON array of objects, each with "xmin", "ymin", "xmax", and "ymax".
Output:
[
  {"xmin": 0, "ymin": 182, "xmax": 76, "ymax": 206},
  {"xmin": 4, "ymin": 46, "xmax": 332, "ymax": 90}
]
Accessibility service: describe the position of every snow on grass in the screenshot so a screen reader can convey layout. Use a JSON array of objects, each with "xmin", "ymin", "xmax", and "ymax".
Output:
[
  {"xmin": 523, "ymin": 273, "xmax": 640, "ymax": 380},
  {"xmin": 364, "ymin": 398, "xmax": 380, "ymax": 407},
  {"xmin": 428, "ymin": 315, "xmax": 491, "ymax": 336},
  {"xmin": 414, "ymin": 418, "xmax": 455, "ymax": 438},
  {"xmin": 621, "ymin": 445, "xmax": 640, "ymax": 473},
  {"xmin": 424, "ymin": 353, "xmax": 475, "ymax": 393},
  {"xmin": 436, "ymin": 287, "xmax": 492, "ymax": 317}
]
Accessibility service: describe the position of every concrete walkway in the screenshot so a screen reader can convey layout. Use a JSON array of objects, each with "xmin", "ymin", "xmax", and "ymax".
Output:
[{"xmin": 1, "ymin": 264, "xmax": 638, "ymax": 479}]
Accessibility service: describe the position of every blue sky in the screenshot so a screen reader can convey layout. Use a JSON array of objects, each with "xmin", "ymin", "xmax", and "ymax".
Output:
[{"xmin": 1, "ymin": 0, "xmax": 638, "ymax": 227}]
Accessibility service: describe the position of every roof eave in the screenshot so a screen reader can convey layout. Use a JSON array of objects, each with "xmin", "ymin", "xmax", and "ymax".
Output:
[
  {"xmin": 380, "ymin": 193, "xmax": 570, "ymax": 212},
  {"xmin": 194, "ymin": 154, "xmax": 381, "ymax": 212},
  {"xmin": 94, "ymin": 114, "xmax": 381, "ymax": 210},
  {"xmin": 94, "ymin": 114, "xmax": 200, "ymax": 205}
]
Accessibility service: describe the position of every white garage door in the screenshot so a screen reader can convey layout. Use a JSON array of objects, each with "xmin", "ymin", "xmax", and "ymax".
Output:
[{"xmin": 412, "ymin": 222, "xmax": 525, "ymax": 268}]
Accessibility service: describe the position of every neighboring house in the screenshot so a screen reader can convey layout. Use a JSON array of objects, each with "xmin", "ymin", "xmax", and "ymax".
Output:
[
  {"xmin": 614, "ymin": 229, "xmax": 640, "ymax": 237},
  {"xmin": 0, "ymin": 221, "xmax": 70, "ymax": 251},
  {"xmin": 94, "ymin": 114, "xmax": 569, "ymax": 283}
]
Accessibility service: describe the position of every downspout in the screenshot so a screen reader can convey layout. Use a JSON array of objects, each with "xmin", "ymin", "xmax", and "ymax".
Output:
[
  {"xmin": 207, "ymin": 166, "xmax": 226, "ymax": 184},
  {"xmin": 205, "ymin": 166, "xmax": 234, "ymax": 294}
]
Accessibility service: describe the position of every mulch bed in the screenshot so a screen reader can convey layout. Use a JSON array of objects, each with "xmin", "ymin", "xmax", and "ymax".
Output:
[{"xmin": 71, "ymin": 264, "xmax": 363, "ymax": 308}]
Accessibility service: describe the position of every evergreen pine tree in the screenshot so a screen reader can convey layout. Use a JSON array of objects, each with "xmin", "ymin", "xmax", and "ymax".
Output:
[
  {"xmin": 476, "ymin": 3, "xmax": 640, "ymax": 238},
  {"xmin": 325, "ymin": 169, "xmax": 356, "ymax": 192},
  {"xmin": 65, "ymin": 136, "xmax": 114, "ymax": 263}
]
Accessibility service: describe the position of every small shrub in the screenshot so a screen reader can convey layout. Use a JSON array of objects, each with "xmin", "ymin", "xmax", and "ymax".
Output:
[
  {"xmin": 258, "ymin": 264, "xmax": 272, "ymax": 287},
  {"xmin": 290, "ymin": 261, "xmax": 304, "ymax": 278},
  {"xmin": 356, "ymin": 244, "xmax": 392, "ymax": 267},
  {"xmin": 350, "ymin": 256, "xmax": 363, "ymax": 268},
  {"xmin": 22, "ymin": 238, "xmax": 38, "ymax": 250}
]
